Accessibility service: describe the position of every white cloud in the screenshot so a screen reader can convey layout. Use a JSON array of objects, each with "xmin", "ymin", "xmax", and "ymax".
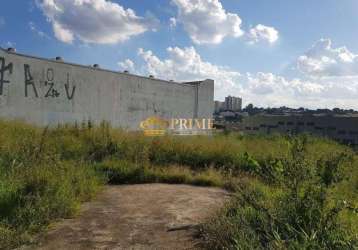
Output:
[
  {"xmin": 247, "ymin": 24, "xmax": 279, "ymax": 44},
  {"xmin": 225, "ymin": 38, "xmax": 358, "ymax": 109},
  {"xmin": 38, "ymin": 0, "xmax": 154, "ymax": 44},
  {"xmin": 171, "ymin": 0, "xmax": 244, "ymax": 44},
  {"xmin": 129, "ymin": 45, "xmax": 358, "ymax": 109},
  {"xmin": 134, "ymin": 47, "xmax": 322, "ymax": 105},
  {"xmin": 297, "ymin": 39, "xmax": 358, "ymax": 78},
  {"xmin": 169, "ymin": 17, "xmax": 177, "ymax": 29},
  {"xmin": 248, "ymin": 72, "xmax": 324, "ymax": 98},
  {"xmin": 29, "ymin": 21, "xmax": 51, "ymax": 39},
  {"xmin": 247, "ymin": 72, "xmax": 281, "ymax": 95},
  {"xmin": 52, "ymin": 22, "xmax": 74, "ymax": 43},
  {"xmin": 137, "ymin": 46, "xmax": 242, "ymax": 97},
  {"xmin": 243, "ymin": 72, "xmax": 358, "ymax": 109},
  {"xmin": 118, "ymin": 59, "xmax": 135, "ymax": 72}
]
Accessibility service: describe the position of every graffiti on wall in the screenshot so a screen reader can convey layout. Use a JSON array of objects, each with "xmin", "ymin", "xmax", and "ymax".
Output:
[
  {"xmin": 65, "ymin": 73, "xmax": 76, "ymax": 100},
  {"xmin": 0, "ymin": 56, "xmax": 76, "ymax": 100},
  {"xmin": 44, "ymin": 68, "xmax": 60, "ymax": 98},
  {"xmin": 0, "ymin": 58, "xmax": 77, "ymax": 100},
  {"xmin": 0, "ymin": 57, "xmax": 13, "ymax": 95},
  {"xmin": 24, "ymin": 64, "xmax": 39, "ymax": 98},
  {"xmin": 25, "ymin": 65, "xmax": 76, "ymax": 100}
]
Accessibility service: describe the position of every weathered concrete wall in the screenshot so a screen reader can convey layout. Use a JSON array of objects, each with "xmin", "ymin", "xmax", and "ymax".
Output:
[{"xmin": 0, "ymin": 48, "xmax": 214, "ymax": 130}]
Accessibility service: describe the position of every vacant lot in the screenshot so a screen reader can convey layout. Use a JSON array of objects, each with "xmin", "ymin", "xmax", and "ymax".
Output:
[{"xmin": 0, "ymin": 120, "xmax": 357, "ymax": 249}]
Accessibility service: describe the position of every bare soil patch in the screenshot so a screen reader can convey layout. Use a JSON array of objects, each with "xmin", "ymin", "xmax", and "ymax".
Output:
[{"xmin": 29, "ymin": 184, "xmax": 229, "ymax": 250}]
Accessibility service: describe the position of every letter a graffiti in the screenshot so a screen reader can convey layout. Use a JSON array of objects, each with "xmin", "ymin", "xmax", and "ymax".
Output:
[{"xmin": 24, "ymin": 64, "xmax": 38, "ymax": 98}]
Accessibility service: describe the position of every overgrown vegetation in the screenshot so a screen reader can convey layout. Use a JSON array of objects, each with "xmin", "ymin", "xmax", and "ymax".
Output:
[
  {"xmin": 0, "ymin": 120, "xmax": 356, "ymax": 249},
  {"xmin": 200, "ymin": 137, "xmax": 358, "ymax": 249}
]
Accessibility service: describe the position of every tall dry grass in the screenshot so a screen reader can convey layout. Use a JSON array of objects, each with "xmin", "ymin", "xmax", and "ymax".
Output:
[{"xmin": 0, "ymin": 120, "xmax": 356, "ymax": 249}]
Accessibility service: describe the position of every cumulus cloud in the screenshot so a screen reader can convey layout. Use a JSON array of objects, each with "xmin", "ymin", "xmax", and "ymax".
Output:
[
  {"xmin": 126, "ymin": 45, "xmax": 358, "ymax": 109},
  {"xmin": 244, "ymin": 72, "xmax": 358, "ymax": 108},
  {"xmin": 221, "ymin": 39, "xmax": 358, "ymax": 108},
  {"xmin": 171, "ymin": 0, "xmax": 280, "ymax": 45},
  {"xmin": 137, "ymin": 46, "xmax": 242, "ymax": 97},
  {"xmin": 247, "ymin": 24, "xmax": 279, "ymax": 44},
  {"xmin": 118, "ymin": 59, "xmax": 135, "ymax": 72},
  {"xmin": 37, "ymin": 0, "xmax": 155, "ymax": 44},
  {"xmin": 171, "ymin": 0, "xmax": 244, "ymax": 44},
  {"xmin": 248, "ymin": 73, "xmax": 325, "ymax": 98},
  {"xmin": 247, "ymin": 72, "xmax": 282, "ymax": 95},
  {"xmin": 297, "ymin": 39, "xmax": 358, "ymax": 78}
]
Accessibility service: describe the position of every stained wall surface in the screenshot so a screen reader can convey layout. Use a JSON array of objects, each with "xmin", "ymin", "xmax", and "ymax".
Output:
[{"xmin": 0, "ymin": 49, "xmax": 214, "ymax": 130}]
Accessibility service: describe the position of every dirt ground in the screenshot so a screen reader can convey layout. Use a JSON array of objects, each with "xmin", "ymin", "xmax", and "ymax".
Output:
[{"xmin": 27, "ymin": 184, "xmax": 229, "ymax": 250}]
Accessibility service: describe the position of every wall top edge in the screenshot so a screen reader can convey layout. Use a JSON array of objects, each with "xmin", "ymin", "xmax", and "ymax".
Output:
[{"xmin": 0, "ymin": 47, "xmax": 206, "ymax": 87}]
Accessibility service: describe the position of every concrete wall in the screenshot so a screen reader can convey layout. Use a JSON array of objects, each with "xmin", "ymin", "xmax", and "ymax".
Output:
[{"xmin": 0, "ymin": 48, "xmax": 214, "ymax": 130}]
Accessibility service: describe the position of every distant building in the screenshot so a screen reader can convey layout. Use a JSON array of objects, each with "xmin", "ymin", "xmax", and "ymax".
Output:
[
  {"xmin": 214, "ymin": 96, "xmax": 242, "ymax": 113},
  {"xmin": 225, "ymin": 96, "xmax": 242, "ymax": 111},
  {"xmin": 214, "ymin": 101, "xmax": 224, "ymax": 113},
  {"xmin": 239, "ymin": 114, "xmax": 358, "ymax": 146}
]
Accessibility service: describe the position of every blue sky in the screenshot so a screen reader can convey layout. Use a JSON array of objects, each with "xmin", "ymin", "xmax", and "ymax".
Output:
[{"xmin": 1, "ymin": 0, "xmax": 358, "ymax": 109}]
